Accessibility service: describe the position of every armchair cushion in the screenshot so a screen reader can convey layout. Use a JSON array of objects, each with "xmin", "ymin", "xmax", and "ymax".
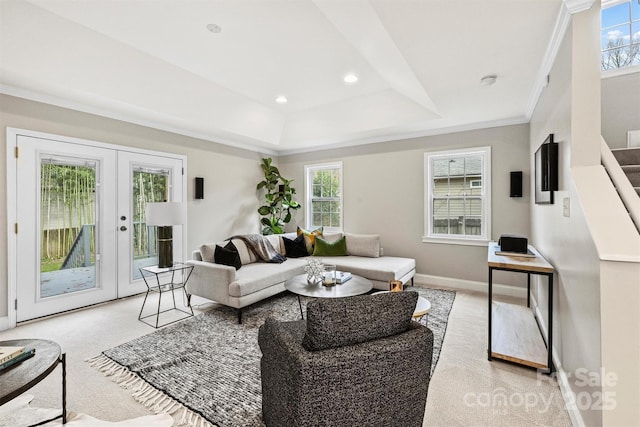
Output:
[{"xmin": 302, "ymin": 291, "xmax": 418, "ymax": 351}]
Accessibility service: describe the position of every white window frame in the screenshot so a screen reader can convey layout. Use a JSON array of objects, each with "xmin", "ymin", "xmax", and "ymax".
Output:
[
  {"xmin": 304, "ymin": 161, "xmax": 343, "ymax": 233},
  {"xmin": 423, "ymin": 146, "xmax": 491, "ymax": 246},
  {"xmin": 469, "ymin": 179, "xmax": 482, "ymax": 189}
]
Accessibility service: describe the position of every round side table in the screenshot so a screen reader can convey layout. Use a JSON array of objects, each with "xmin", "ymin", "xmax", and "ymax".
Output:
[{"xmin": 0, "ymin": 339, "xmax": 66, "ymax": 425}]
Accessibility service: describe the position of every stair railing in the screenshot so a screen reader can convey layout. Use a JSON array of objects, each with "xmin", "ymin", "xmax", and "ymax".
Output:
[
  {"xmin": 61, "ymin": 224, "xmax": 94, "ymax": 269},
  {"xmin": 601, "ymin": 137, "xmax": 640, "ymax": 233}
]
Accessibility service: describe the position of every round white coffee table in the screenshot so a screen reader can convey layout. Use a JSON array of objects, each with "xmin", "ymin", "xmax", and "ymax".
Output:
[
  {"xmin": 285, "ymin": 274, "xmax": 373, "ymax": 319},
  {"xmin": 373, "ymin": 291, "xmax": 431, "ymax": 323}
]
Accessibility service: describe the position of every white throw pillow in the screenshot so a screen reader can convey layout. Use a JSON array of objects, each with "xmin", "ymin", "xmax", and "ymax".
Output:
[
  {"xmin": 345, "ymin": 233, "xmax": 381, "ymax": 258},
  {"xmin": 230, "ymin": 239, "xmax": 257, "ymax": 264}
]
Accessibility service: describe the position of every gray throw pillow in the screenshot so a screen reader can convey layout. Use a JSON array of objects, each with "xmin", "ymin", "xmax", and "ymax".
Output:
[
  {"xmin": 199, "ymin": 243, "xmax": 216, "ymax": 263},
  {"xmin": 345, "ymin": 233, "xmax": 381, "ymax": 258},
  {"xmin": 302, "ymin": 291, "xmax": 418, "ymax": 351}
]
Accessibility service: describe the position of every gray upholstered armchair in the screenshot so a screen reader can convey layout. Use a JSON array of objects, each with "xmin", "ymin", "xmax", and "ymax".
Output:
[{"xmin": 258, "ymin": 291, "xmax": 434, "ymax": 427}]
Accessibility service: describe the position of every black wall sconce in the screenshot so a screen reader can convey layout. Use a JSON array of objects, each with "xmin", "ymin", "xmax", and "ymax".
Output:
[{"xmin": 195, "ymin": 177, "xmax": 204, "ymax": 199}]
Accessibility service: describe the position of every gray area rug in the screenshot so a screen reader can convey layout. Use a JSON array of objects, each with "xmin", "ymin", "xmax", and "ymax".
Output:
[{"xmin": 89, "ymin": 287, "xmax": 455, "ymax": 427}]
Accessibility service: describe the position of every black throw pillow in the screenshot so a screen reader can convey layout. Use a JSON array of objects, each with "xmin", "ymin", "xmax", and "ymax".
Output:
[
  {"xmin": 283, "ymin": 235, "xmax": 310, "ymax": 258},
  {"xmin": 214, "ymin": 241, "xmax": 242, "ymax": 270}
]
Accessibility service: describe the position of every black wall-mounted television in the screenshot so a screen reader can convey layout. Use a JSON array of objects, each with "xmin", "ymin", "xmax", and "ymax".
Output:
[{"xmin": 535, "ymin": 134, "xmax": 558, "ymax": 204}]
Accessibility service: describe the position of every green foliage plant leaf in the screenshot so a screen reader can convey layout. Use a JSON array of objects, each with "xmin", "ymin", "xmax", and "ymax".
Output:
[{"xmin": 257, "ymin": 157, "xmax": 302, "ymax": 235}]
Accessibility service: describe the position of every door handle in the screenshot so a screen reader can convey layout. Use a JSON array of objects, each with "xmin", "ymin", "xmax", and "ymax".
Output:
[{"xmin": 120, "ymin": 226, "xmax": 127, "ymax": 231}]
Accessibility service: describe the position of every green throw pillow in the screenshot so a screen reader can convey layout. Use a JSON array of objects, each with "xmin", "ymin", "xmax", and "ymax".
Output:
[{"xmin": 313, "ymin": 236, "xmax": 347, "ymax": 256}]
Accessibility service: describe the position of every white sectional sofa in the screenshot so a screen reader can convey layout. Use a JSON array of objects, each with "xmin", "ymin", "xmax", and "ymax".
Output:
[{"xmin": 185, "ymin": 232, "xmax": 415, "ymax": 323}]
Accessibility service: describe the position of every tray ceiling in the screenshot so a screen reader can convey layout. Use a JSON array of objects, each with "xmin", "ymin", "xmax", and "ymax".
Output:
[{"xmin": 0, "ymin": 0, "xmax": 564, "ymax": 153}]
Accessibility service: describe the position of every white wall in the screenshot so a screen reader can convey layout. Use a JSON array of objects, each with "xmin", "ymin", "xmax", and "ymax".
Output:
[
  {"xmin": 601, "ymin": 71, "xmax": 640, "ymax": 149},
  {"xmin": 278, "ymin": 124, "xmax": 531, "ymax": 287},
  {"xmin": 530, "ymin": 4, "xmax": 640, "ymax": 425},
  {"xmin": 0, "ymin": 94, "xmax": 265, "ymax": 319}
]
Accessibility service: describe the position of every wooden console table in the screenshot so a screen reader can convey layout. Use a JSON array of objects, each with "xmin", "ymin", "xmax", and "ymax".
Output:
[{"xmin": 487, "ymin": 242, "xmax": 554, "ymax": 374}]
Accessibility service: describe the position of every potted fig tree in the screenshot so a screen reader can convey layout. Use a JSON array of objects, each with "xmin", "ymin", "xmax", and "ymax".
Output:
[{"xmin": 257, "ymin": 158, "xmax": 301, "ymax": 235}]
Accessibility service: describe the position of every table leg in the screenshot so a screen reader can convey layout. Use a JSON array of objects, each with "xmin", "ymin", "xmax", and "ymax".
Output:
[
  {"xmin": 297, "ymin": 295, "xmax": 304, "ymax": 320},
  {"xmin": 138, "ymin": 290, "xmax": 150, "ymax": 321},
  {"xmin": 547, "ymin": 273, "xmax": 554, "ymax": 374},
  {"xmin": 488, "ymin": 267, "xmax": 493, "ymax": 361},
  {"xmin": 62, "ymin": 353, "xmax": 66, "ymax": 424},
  {"xmin": 155, "ymin": 286, "xmax": 162, "ymax": 328},
  {"xmin": 415, "ymin": 314, "xmax": 428, "ymax": 325},
  {"xmin": 527, "ymin": 273, "xmax": 531, "ymax": 308},
  {"xmin": 183, "ymin": 288, "xmax": 194, "ymax": 316},
  {"xmin": 171, "ymin": 270, "xmax": 177, "ymax": 309}
]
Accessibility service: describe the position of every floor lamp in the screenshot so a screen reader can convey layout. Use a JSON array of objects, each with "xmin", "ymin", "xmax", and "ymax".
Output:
[{"xmin": 145, "ymin": 202, "xmax": 185, "ymax": 268}]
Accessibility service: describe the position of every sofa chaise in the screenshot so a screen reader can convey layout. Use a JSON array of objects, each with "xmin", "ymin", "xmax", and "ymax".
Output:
[{"xmin": 185, "ymin": 232, "xmax": 416, "ymax": 323}]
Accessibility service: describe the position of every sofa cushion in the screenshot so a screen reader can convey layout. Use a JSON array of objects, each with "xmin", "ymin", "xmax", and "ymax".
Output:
[
  {"xmin": 345, "ymin": 233, "xmax": 380, "ymax": 258},
  {"xmin": 302, "ymin": 291, "xmax": 418, "ymax": 351},
  {"xmin": 313, "ymin": 236, "xmax": 347, "ymax": 256},
  {"xmin": 228, "ymin": 258, "xmax": 308, "ymax": 297},
  {"xmin": 329, "ymin": 256, "xmax": 415, "ymax": 283},
  {"xmin": 199, "ymin": 243, "xmax": 216, "ymax": 263},
  {"xmin": 297, "ymin": 226, "xmax": 323, "ymax": 254},
  {"xmin": 283, "ymin": 235, "xmax": 309, "ymax": 258},
  {"xmin": 214, "ymin": 241, "xmax": 242, "ymax": 270}
]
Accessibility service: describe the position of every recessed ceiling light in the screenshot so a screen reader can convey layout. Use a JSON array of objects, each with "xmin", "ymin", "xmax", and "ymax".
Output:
[
  {"xmin": 206, "ymin": 23, "xmax": 222, "ymax": 34},
  {"xmin": 275, "ymin": 96, "xmax": 288, "ymax": 104},
  {"xmin": 481, "ymin": 75, "xmax": 497, "ymax": 86},
  {"xmin": 343, "ymin": 74, "xmax": 358, "ymax": 84}
]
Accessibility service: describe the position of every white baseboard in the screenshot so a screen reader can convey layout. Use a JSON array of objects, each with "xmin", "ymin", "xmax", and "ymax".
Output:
[
  {"xmin": 0, "ymin": 316, "xmax": 9, "ymax": 332},
  {"xmin": 555, "ymin": 362, "xmax": 585, "ymax": 427},
  {"xmin": 414, "ymin": 273, "xmax": 527, "ymax": 299},
  {"xmin": 528, "ymin": 294, "xmax": 584, "ymax": 427}
]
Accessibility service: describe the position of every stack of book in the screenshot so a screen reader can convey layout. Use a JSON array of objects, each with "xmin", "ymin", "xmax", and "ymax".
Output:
[
  {"xmin": 335, "ymin": 271, "xmax": 352, "ymax": 284},
  {"xmin": 0, "ymin": 346, "xmax": 36, "ymax": 371}
]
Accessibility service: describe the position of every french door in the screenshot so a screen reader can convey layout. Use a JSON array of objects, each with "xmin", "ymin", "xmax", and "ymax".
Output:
[
  {"xmin": 116, "ymin": 152, "xmax": 184, "ymax": 298},
  {"xmin": 10, "ymin": 131, "xmax": 184, "ymax": 322}
]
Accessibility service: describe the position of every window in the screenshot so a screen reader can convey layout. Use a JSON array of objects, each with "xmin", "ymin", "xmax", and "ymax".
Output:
[
  {"xmin": 305, "ymin": 162, "xmax": 343, "ymax": 232},
  {"xmin": 424, "ymin": 147, "xmax": 491, "ymax": 245},
  {"xmin": 601, "ymin": 0, "xmax": 640, "ymax": 71},
  {"xmin": 469, "ymin": 179, "xmax": 482, "ymax": 189}
]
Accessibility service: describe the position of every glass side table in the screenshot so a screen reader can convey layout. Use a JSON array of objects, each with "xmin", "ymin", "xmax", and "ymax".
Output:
[{"xmin": 138, "ymin": 262, "xmax": 194, "ymax": 328}]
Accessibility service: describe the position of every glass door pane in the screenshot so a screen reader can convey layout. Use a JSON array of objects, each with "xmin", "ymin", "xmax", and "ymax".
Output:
[
  {"xmin": 15, "ymin": 134, "xmax": 118, "ymax": 322},
  {"xmin": 40, "ymin": 157, "xmax": 97, "ymax": 298},
  {"xmin": 132, "ymin": 167, "xmax": 169, "ymax": 280}
]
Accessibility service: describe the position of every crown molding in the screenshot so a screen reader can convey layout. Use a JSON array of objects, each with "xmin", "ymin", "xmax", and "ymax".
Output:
[
  {"xmin": 2, "ymin": 82, "xmax": 531, "ymax": 158},
  {"xmin": 0, "ymin": 84, "xmax": 279, "ymax": 156},
  {"xmin": 525, "ymin": 2, "xmax": 573, "ymax": 120},
  {"xmin": 563, "ymin": 0, "xmax": 596, "ymax": 14},
  {"xmin": 277, "ymin": 116, "xmax": 529, "ymax": 156}
]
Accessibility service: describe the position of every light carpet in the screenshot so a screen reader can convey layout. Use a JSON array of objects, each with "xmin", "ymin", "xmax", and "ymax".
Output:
[{"xmin": 89, "ymin": 287, "xmax": 455, "ymax": 427}]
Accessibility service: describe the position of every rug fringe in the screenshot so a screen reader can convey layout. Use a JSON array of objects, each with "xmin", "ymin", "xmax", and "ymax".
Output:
[{"xmin": 87, "ymin": 355, "xmax": 215, "ymax": 427}]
